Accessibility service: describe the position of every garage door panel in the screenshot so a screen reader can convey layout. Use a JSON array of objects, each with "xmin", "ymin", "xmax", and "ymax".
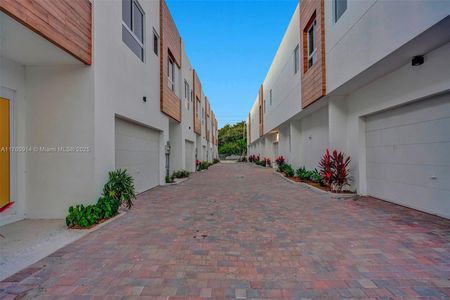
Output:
[
  {"xmin": 115, "ymin": 118, "xmax": 160, "ymax": 194},
  {"xmin": 366, "ymin": 142, "xmax": 450, "ymax": 166},
  {"xmin": 366, "ymin": 117, "xmax": 450, "ymax": 147},
  {"xmin": 366, "ymin": 93, "xmax": 450, "ymax": 218},
  {"xmin": 366, "ymin": 93, "xmax": 450, "ymax": 131},
  {"xmin": 367, "ymin": 163, "xmax": 450, "ymax": 190},
  {"xmin": 367, "ymin": 178, "xmax": 449, "ymax": 216}
]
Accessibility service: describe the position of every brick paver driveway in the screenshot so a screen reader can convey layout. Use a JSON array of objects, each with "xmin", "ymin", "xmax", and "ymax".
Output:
[{"xmin": 2, "ymin": 163, "xmax": 450, "ymax": 299}]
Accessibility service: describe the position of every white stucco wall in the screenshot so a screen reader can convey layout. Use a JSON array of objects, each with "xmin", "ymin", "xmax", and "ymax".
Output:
[
  {"xmin": 263, "ymin": 5, "xmax": 301, "ymax": 134},
  {"xmin": 92, "ymin": 0, "xmax": 168, "ymax": 196},
  {"xmin": 299, "ymin": 106, "xmax": 329, "ymax": 170},
  {"xmin": 249, "ymin": 96, "xmax": 259, "ymax": 144},
  {"xmin": 25, "ymin": 65, "xmax": 95, "ymax": 218},
  {"xmin": 341, "ymin": 42, "xmax": 450, "ymax": 194},
  {"xmin": 325, "ymin": 0, "xmax": 450, "ymax": 93}
]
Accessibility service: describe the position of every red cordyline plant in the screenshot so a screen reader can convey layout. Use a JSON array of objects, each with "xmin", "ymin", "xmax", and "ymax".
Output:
[
  {"xmin": 255, "ymin": 154, "xmax": 260, "ymax": 162},
  {"xmin": 263, "ymin": 157, "xmax": 271, "ymax": 167},
  {"xmin": 248, "ymin": 155, "xmax": 255, "ymax": 163},
  {"xmin": 319, "ymin": 149, "xmax": 351, "ymax": 192},
  {"xmin": 331, "ymin": 149, "xmax": 351, "ymax": 192},
  {"xmin": 275, "ymin": 156, "xmax": 285, "ymax": 166},
  {"xmin": 319, "ymin": 149, "xmax": 333, "ymax": 187}
]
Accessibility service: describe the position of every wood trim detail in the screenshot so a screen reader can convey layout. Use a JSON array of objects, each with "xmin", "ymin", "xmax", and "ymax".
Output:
[
  {"xmin": 258, "ymin": 84, "xmax": 264, "ymax": 137},
  {"xmin": 0, "ymin": 0, "xmax": 92, "ymax": 65},
  {"xmin": 193, "ymin": 70, "xmax": 202, "ymax": 135},
  {"xmin": 300, "ymin": 0, "xmax": 326, "ymax": 108},
  {"xmin": 160, "ymin": 0, "xmax": 181, "ymax": 122}
]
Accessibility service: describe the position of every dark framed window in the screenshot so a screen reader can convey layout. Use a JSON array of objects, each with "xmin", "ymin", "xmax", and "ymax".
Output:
[
  {"xmin": 294, "ymin": 45, "xmax": 299, "ymax": 74},
  {"xmin": 167, "ymin": 56, "xmax": 175, "ymax": 91},
  {"xmin": 184, "ymin": 80, "xmax": 190, "ymax": 109},
  {"xmin": 334, "ymin": 0, "xmax": 347, "ymax": 22},
  {"xmin": 122, "ymin": 0, "xmax": 144, "ymax": 61},
  {"xmin": 307, "ymin": 20, "xmax": 317, "ymax": 68},
  {"xmin": 270, "ymin": 89, "xmax": 272, "ymax": 106},
  {"xmin": 153, "ymin": 29, "xmax": 159, "ymax": 56}
]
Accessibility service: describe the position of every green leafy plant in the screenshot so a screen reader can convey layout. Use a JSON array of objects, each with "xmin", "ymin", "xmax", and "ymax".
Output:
[
  {"xmin": 66, "ymin": 204, "xmax": 101, "ymax": 228},
  {"xmin": 295, "ymin": 166, "xmax": 309, "ymax": 180},
  {"xmin": 97, "ymin": 196, "xmax": 120, "ymax": 219},
  {"xmin": 165, "ymin": 175, "xmax": 174, "ymax": 183},
  {"xmin": 282, "ymin": 164, "xmax": 295, "ymax": 177},
  {"xmin": 172, "ymin": 170, "xmax": 190, "ymax": 179},
  {"xmin": 102, "ymin": 169, "xmax": 136, "ymax": 209},
  {"xmin": 198, "ymin": 161, "xmax": 211, "ymax": 171},
  {"xmin": 213, "ymin": 158, "xmax": 220, "ymax": 164},
  {"xmin": 309, "ymin": 169, "xmax": 322, "ymax": 183}
]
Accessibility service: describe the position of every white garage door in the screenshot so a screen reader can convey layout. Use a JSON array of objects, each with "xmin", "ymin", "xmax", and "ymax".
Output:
[
  {"xmin": 185, "ymin": 140, "xmax": 195, "ymax": 172},
  {"xmin": 115, "ymin": 118, "xmax": 160, "ymax": 194},
  {"xmin": 366, "ymin": 93, "xmax": 450, "ymax": 218}
]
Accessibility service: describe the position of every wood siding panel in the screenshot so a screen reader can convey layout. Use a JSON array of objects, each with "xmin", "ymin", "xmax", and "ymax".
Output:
[
  {"xmin": 258, "ymin": 85, "xmax": 264, "ymax": 137},
  {"xmin": 0, "ymin": 0, "xmax": 92, "ymax": 64},
  {"xmin": 193, "ymin": 70, "xmax": 202, "ymax": 135},
  {"xmin": 160, "ymin": 0, "xmax": 181, "ymax": 122},
  {"xmin": 300, "ymin": 0, "xmax": 326, "ymax": 108}
]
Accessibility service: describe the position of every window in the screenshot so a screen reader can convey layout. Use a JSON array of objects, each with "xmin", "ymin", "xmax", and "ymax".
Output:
[
  {"xmin": 196, "ymin": 100, "xmax": 200, "ymax": 118},
  {"xmin": 264, "ymin": 100, "xmax": 266, "ymax": 114},
  {"xmin": 307, "ymin": 20, "xmax": 317, "ymax": 68},
  {"xmin": 184, "ymin": 80, "xmax": 190, "ymax": 109},
  {"xmin": 334, "ymin": 0, "xmax": 347, "ymax": 22},
  {"xmin": 122, "ymin": 0, "xmax": 144, "ymax": 61},
  {"xmin": 167, "ymin": 56, "xmax": 175, "ymax": 91},
  {"xmin": 270, "ymin": 89, "xmax": 273, "ymax": 106},
  {"xmin": 153, "ymin": 30, "xmax": 159, "ymax": 56},
  {"xmin": 294, "ymin": 45, "xmax": 299, "ymax": 74},
  {"xmin": 202, "ymin": 108, "xmax": 205, "ymax": 124}
]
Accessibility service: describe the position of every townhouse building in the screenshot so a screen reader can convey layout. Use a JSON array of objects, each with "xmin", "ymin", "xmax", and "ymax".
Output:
[
  {"xmin": 248, "ymin": 0, "xmax": 450, "ymax": 218},
  {"xmin": 0, "ymin": 0, "xmax": 218, "ymax": 225}
]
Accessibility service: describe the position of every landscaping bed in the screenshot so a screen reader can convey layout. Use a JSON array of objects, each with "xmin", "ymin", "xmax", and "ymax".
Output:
[{"xmin": 246, "ymin": 150, "xmax": 356, "ymax": 194}]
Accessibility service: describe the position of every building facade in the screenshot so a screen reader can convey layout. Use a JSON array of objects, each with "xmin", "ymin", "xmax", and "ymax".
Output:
[
  {"xmin": 247, "ymin": 0, "xmax": 450, "ymax": 218},
  {"xmin": 0, "ymin": 0, "xmax": 218, "ymax": 225}
]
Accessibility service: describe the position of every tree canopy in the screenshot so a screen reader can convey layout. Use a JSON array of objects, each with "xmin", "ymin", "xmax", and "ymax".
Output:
[{"xmin": 218, "ymin": 121, "xmax": 246, "ymax": 156}]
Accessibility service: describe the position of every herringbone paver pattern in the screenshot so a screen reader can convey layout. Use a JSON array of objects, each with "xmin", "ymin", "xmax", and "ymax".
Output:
[{"xmin": 1, "ymin": 163, "xmax": 449, "ymax": 299}]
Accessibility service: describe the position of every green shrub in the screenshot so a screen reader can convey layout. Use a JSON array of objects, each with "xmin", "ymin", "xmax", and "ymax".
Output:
[
  {"xmin": 198, "ymin": 161, "xmax": 211, "ymax": 171},
  {"xmin": 97, "ymin": 196, "xmax": 120, "ymax": 219},
  {"xmin": 172, "ymin": 170, "xmax": 190, "ymax": 179},
  {"xmin": 165, "ymin": 175, "xmax": 174, "ymax": 183},
  {"xmin": 213, "ymin": 158, "xmax": 220, "ymax": 164},
  {"xmin": 309, "ymin": 169, "xmax": 322, "ymax": 183},
  {"xmin": 282, "ymin": 164, "xmax": 295, "ymax": 177},
  {"xmin": 66, "ymin": 204, "xmax": 100, "ymax": 228},
  {"xmin": 255, "ymin": 160, "xmax": 264, "ymax": 166},
  {"xmin": 295, "ymin": 166, "xmax": 309, "ymax": 180},
  {"xmin": 66, "ymin": 196, "xmax": 120, "ymax": 228},
  {"xmin": 103, "ymin": 169, "xmax": 136, "ymax": 209}
]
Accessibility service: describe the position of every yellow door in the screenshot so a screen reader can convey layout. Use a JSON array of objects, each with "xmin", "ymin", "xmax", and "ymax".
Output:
[{"xmin": 0, "ymin": 97, "xmax": 10, "ymax": 208}]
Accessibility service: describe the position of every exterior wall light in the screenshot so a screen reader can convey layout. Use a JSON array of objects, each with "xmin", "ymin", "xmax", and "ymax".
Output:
[{"xmin": 412, "ymin": 55, "xmax": 424, "ymax": 66}]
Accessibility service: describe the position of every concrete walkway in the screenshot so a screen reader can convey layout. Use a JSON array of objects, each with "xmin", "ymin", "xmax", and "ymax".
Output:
[{"xmin": 1, "ymin": 163, "xmax": 449, "ymax": 299}]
